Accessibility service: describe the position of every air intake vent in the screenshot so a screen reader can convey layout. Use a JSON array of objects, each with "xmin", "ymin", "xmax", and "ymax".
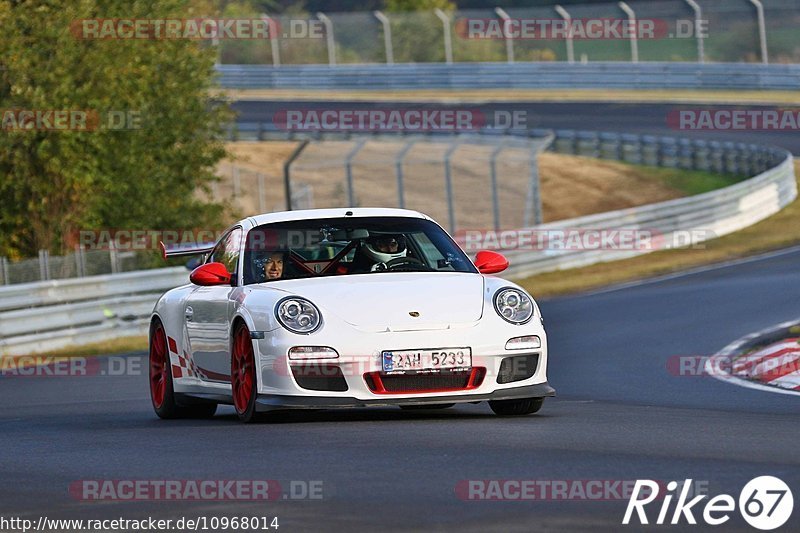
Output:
[
  {"xmin": 291, "ymin": 364, "xmax": 348, "ymax": 392},
  {"xmin": 497, "ymin": 354, "xmax": 539, "ymax": 384}
]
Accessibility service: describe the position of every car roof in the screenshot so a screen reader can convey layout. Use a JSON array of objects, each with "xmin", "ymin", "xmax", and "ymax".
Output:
[{"xmin": 245, "ymin": 208, "xmax": 433, "ymax": 227}]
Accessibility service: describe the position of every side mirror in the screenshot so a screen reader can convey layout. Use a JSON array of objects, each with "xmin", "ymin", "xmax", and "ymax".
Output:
[
  {"xmin": 474, "ymin": 250, "xmax": 509, "ymax": 275},
  {"xmin": 190, "ymin": 262, "xmax": 232, "ymax": 286}
]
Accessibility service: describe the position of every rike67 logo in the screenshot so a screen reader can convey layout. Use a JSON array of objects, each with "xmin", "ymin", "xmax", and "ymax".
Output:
[{"xmin": 623, "ymin": 476, "xmax": 793, "ymax": 530}]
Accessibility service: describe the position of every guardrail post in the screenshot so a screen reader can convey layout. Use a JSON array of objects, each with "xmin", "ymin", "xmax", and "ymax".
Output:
[
  {"xmin": 749, "ymin": 0, "xmax": 769, "ymax": 64},
  {"xmin": 642, "ymin": 136, "xmax": 659, "ymax": 166},
  {"xmin": 1, "ymin": 256, "xmax": 8, "ymax": 285},
  {"xmin": 494, "ymin": 7, "xmax": 515, "ymax": 64},
  {"xmin": 620, "ymin": 134, "xmax": 643, "ymax": 164},
  {"xmin": 443, "ymin": 140, "xmax": 460, "ymax": 232},
  {"xmin": 683, "ymin": 0, "xmax": 705, "ymax": 63},
  {"xmin": 374, "ymin": 11, "xmax": 394, "ymax": 65},
  {"xmin": 395, "ymin": 139, "xmax": 417, "ymax": 208},
  {"xmin": 577, "ymin": 131, "xmax": 599, "ymax": 158},
  {"xmin": 618, "ymin": 2, "xmax": 639, "ymax": 63},
  {"xmin": 709, "ymin": 141, "xmax": 725, "ymax": 173},
  {"xmin": 345, "ymin": 138, "xmax": 367, "ymax": 207},
  {"xmin": 599, "ymin": 132, "xmax": 622, "ymax": 160},
  {"xmin": 489, "ymin": 145, "xmax": 504, "ymax": 231},
  {"xmin": 262, "ymin": 14, "xmax": 281, "ymax": 66},
  {"xmin": 660, "ymin": 137, "xmax": 679, "ymax": 168},
  {"xmin": 693, "ymin": 140, "xmax": 711, "ymax": 171},
  {"xmin": 554, "ymin": 5, "xmax": 575, "ymax": 64},
  {"xmin": 316, "ymin": 12, "xmax": 336, "ymax": 66},
  {"xmin": 284, "ymin": 140, "xmax": 310, "ymax": 211},
  {"xmin": 554, "ymin": 130, "xmax": 577, "ymax": 154},
  {"xmin": 434, "ymin": 8, "xmax": 454, "ymax": 64}
]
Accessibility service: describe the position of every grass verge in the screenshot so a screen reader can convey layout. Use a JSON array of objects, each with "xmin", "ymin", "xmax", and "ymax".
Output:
[
  {"xmin": 518, "ymin": 162, "xmax": 800, "ymax": 298},
  {"xmin": 43, "ymin": 336, "xmax": 148, "ymax": 357}
]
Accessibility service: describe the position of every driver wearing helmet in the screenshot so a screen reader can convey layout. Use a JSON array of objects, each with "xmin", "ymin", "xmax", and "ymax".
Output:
[{"xmin": 350, "ymin": 234, "xmax": 407, "ymax": 273}]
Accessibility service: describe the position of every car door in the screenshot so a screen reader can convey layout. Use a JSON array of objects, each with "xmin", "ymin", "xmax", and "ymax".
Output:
[{"xmin": 185, "ymin": 226, "xmax": 243, "ymax": 382}]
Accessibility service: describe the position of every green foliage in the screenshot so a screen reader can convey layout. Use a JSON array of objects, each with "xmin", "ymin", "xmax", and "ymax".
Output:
[{"xmin": 0, "ymin": 0, "xmax": 231, "ymax": 259}]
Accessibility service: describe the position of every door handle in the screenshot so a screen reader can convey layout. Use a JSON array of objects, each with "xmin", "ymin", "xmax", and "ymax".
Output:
[{"xmin": 185, "ymin": 306, "xmax": 194, "ymax": 321}]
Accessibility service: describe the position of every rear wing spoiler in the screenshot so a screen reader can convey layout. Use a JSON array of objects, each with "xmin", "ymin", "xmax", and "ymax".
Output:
[{"xmin": 159, "ymin": 241, "xmax": 215, "ymax": 260}]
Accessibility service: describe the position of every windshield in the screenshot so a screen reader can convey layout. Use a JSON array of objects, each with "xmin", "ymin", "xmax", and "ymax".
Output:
[{"xmin": 243, "ymin": 216, "xmax": 477, "ymax": 284}]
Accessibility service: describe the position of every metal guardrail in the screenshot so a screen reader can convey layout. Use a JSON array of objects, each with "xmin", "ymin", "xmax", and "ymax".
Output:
[
  {"xmin": 0, "ymin": 131, "xmax": 796, "ymax": 356},
  {"xmin": 505, "ymin": 133, "xmax": 796, "ymax": 278},
  {"xmin": 0, "ymin": 268, "xmax": 188, "ymax": 356},
  {"xmin": 217, "ymin": 62, "xmax": 800, "ymax": 91}
]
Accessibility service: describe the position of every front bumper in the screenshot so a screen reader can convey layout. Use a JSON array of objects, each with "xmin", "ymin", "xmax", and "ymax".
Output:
[{"xmin": 254, "ymin": 381, "xmax": 556, "ymax": 411}]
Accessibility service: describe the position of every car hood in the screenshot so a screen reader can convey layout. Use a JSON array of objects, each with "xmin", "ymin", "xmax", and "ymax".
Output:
[{"xmin": 277, "ymin": 273, "xmax": 485, "ymax": 331}]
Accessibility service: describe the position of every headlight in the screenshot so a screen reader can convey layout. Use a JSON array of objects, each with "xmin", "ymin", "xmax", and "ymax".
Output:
[
  {"xmin": 494, "ymin": 288, "xmax": 534, "ymax": 324},
  {"xmin": 275, "ymin": 297, "xmax": 322, "ymax": 334}
]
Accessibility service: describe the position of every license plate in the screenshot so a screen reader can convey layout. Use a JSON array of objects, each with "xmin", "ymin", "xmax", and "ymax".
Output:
[{"xmin": 382, "ymin": 348, "xmax": 472, "ymax": 373}]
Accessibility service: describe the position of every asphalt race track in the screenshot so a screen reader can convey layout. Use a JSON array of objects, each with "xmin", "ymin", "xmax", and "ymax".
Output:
[
  {"xmin": 231, "ymin": 100, "xmax": 800, "ymax": 155},
  {"xmin": 2, "ymin": 247, "xmax": 799, "ymax": 531}
]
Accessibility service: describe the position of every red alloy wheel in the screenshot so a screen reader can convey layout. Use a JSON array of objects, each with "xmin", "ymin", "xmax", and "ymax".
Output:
[
  {"xmin": 232, "ymin": 325, "xmax": 256, "ymax": 414},
  {"xmin": 149, "ymin": 324, "xmax": 168, "ymax": 409}
]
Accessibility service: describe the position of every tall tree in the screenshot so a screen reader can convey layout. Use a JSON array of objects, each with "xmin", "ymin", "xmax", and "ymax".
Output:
[{"xmin": 0, "ymin": 0, "xmax": 230, "ymax": 258}]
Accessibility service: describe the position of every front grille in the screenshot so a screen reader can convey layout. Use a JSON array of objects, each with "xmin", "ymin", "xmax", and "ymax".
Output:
[
  {"xmin": 497, "ymin": 354, "xmax": 540, "ymax": 384},
  {"xmin": 291, "ymin": 364, "xmax": 348, "ymax": 392},
  {"xmin": 365, "ymin": 368, "xmax": 485, "ymax": 394}
]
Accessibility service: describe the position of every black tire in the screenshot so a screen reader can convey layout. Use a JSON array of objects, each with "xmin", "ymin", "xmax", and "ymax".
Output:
[
  {"xmin": 399, "ymin": 403, "xmax": 456, "ymax": 410},
  {"xmin": 489, "ymin": 397, "xmax": 545, "ymax": 416},
  {"xmin": 149, "ymin": 319, "xmax": 217, "ymax": 420}
]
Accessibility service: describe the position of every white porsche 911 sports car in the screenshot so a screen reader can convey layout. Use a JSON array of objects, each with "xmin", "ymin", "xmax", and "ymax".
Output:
[{"xmin": 149, "ymin": 208, "xmax": 554, "ymax": 422}]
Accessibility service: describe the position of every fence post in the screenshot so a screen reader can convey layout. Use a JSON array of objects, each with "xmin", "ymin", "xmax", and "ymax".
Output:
[
  {"xmin": 74, "ymin": 245, "xmax": 85, "ymax": 277},
  {"xmin": 395, "ymin": 139, "xmax": 417, "ymax": 209},
  {"xmin": 345, "ymin": 138, "xmax": 368, "ymax": 207},
  {"xmin": 554, "ymin": 5, "xmax": 575, "ymax": 64},
  {"xmin": 749, "ymin": 0, "xmax": 769, "ymax": 64},
  {"xmin": 262, "ymin": 14, "xmax": 280, "ymax": 66},
  {"xmin": 443, "ymin": 140, "xmax": 460, "ymax": 233},
  {"xmin": 489, "ymin": 145, "xmax": 504, "ymax": 231},
  {"xmin": 233, "ymin": 165, "xmax": 241, "ymax": 199},
  {"xmin": 434, "ymin": 9, "xmax": 453, "ymax": 64},
  {"xmin": 525, "ymin": 136, "xmax": 547, "ymax": 227},
  {"xmin": 374, "ymin": 11, "xmax": 394, "ymax": 64},
  {"xmin": 494, "ymin": 7, "xmax": 515, "ymax": 64},
  {"xmin": 109, "ymin": 241, "xmax": 118, "ymax": 274},
  {"xmin": 39, "ymin": 249, "xmax": 50, "ymax": 281},
  {"xmin": 683, "ymin": 0, "xmax": 705, "ymax": 63},
  {"xmin": 284, "ymin": 140, "xmax": 310, "ymax": 211},
  {"xmin": 317, "ymin": 12, "xmax": 337, "ymax": 66},
  {"xmin": 1, "ymin": 256, "xmax": 8, "ymax": 285},
  {"xmin": 257, "ymin": 173, "xmax": 267, "ymax": 213},
  {"xmin": 618, "ymin": 2, "xmax": 639, "ymax": 63}
]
